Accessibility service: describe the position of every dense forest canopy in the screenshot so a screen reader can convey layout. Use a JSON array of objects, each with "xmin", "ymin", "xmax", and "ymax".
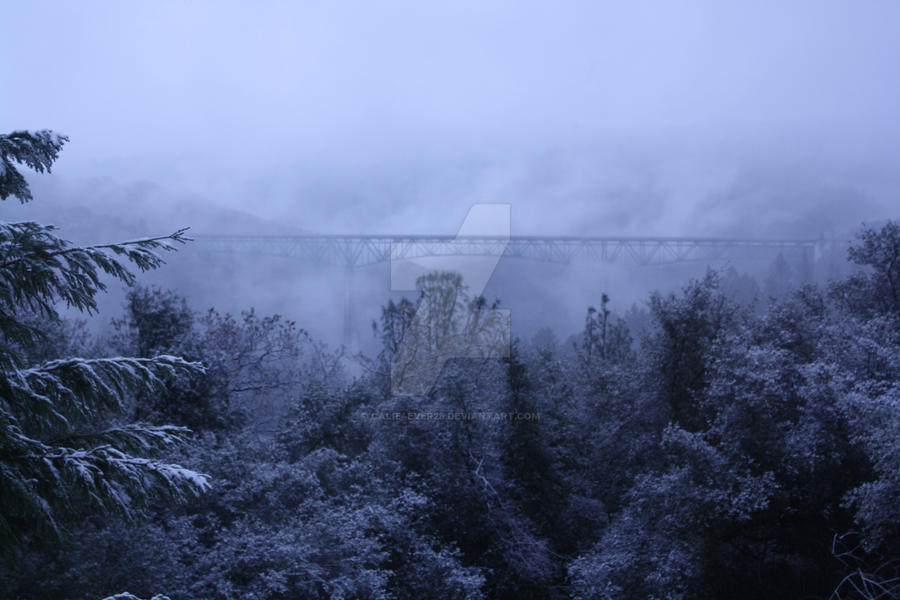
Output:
[{"xmin": 2, "ymin": 131, "xmax": 899, "ymax": 599}]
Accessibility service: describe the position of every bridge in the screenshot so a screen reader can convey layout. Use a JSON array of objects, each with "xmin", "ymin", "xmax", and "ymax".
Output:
[{"xmin": 193, "ymin": 234, "xmax": 822, "ymax": 268}]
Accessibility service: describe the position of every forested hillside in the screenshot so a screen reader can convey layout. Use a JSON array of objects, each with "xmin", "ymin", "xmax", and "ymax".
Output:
[{"xmin": 2, "ymin": 132, "xmax": 899, "ymax": 599}]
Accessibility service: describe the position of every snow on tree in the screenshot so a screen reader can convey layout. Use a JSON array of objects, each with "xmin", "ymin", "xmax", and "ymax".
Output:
[
  {"xmin": 0, "ymin": 130, "xmax": 67, "ymax": 203},
  {"xmin": 0, "ymin": 130, "xmax": 209, "ymax": 562}
]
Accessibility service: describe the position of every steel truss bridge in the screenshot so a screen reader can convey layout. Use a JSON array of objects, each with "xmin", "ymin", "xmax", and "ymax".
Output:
[
  {"xmin": 194, "ymin": 234, "xmax": 821, "ymax": 268},
  {"xmin": 194, "ymin": 234, "xmax": 824, "ymax": 344}
]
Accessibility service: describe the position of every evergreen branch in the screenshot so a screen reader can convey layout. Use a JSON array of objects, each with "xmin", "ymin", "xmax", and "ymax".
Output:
[
  {"xmin": 2, "ymin": 422, "xmax": 208, "ymax": 541},
  {"xmin": 0, "ymin": 228, "xmax": 192, "ymax": 270},
  {"xmin": 3, "ymin": 356, "xmax": 203, "ymax": 435},
  {"xmin": 0, "ymin": 225, "xmax": 190, "ymax": 270},
  {"xmin": 0, "ymin": 130, "xmax": 68, "ymax": 203},
  {"xmin": 101, "ymin": 593, "xmax": 173, "ymax": 600},
  {"xmin": 45, "ymin": 423, "xmax": 194, "ymax": 453},
  {"xmin": 0, "ymin": 128, "xmax": 213, "ymax": 566},
  {"xmin": 0, "ymin": 223, "xmax": 190, "ymax": 318}
]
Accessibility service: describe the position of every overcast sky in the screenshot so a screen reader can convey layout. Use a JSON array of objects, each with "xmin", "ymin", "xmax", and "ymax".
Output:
[{"xmin": 2, "ymin": 1, "xmax": 899, "ymax": 236}]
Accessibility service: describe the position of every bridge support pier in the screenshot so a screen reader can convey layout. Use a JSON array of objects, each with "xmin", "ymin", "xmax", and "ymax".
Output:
[{"xmin": 342, "ymin": 265, "xmax": 355, "ymax": 348}]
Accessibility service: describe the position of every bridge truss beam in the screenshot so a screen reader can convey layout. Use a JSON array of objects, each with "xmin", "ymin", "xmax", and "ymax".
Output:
[{"xmin": 194, "ymin": 234, "xmax": 820, "ymax": 268}]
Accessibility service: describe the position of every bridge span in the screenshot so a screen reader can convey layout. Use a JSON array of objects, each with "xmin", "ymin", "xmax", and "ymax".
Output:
[{"xmin": 193, "ymin": 234, "xmax": 822, "ymax": 267}]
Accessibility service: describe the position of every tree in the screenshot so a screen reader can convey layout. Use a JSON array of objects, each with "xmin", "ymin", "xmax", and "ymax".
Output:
[
  {"xmin": 576, "ymin": 293, "xmax": 633, "ymax": 373},
  {"xmin": 117, "ymin": 286, "xmax": 194, "ymax": 359},
  {"xmin": 0, "ymin": 130, "xmax": 208, "ymax": 587},
  {"xmin": 373, "ymin": 271, "xmax": 509, "ymax": 396},
  {"xmin": 646, "ymin": 271, "xmax": 738, "ymax": 432},
  {"xmin": 832, "ymin": 220, "xmax": 900, "ymax": 318},
  {"xmin": 110, "ymin": 286, "xmax": 318, "ymax": 432}
]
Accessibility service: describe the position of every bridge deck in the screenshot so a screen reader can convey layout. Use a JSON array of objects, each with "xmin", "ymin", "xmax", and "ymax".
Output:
[{"xmin": 193, "ymin": 234, "xmax": 822, "ymax": 267}]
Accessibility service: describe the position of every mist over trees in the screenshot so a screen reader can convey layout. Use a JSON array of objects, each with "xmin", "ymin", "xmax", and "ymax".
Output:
[{"xmin": 1, "ymin": 130, "xmax": 898, "ymax": 599}]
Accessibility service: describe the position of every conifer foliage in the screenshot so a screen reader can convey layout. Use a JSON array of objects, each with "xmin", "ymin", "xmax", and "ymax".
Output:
[{"xmin": 0, "ymin": 130, "xmax": 208, "ymax": 563}]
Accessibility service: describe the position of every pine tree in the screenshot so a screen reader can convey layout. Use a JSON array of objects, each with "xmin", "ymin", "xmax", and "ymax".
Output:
[{"xmin": 0, "ymin": 130, "xmax": 209, "ymax": 569}]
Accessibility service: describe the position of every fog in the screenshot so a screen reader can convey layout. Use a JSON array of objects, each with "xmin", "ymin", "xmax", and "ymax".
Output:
[
  {"xmin": 2, "ymin": 0, "xmax": 899, "ymax": 344},
  {"xmin": 8, "ymin": 6, "xmax": 900, "ymax": 597}
]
